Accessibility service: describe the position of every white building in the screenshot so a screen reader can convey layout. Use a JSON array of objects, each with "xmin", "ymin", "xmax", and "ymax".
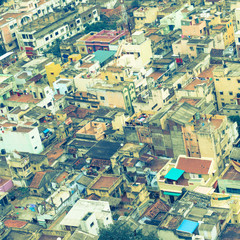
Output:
[
  {"xmin": 60, "ymin": 199, "xmax": 113, "ymax": 235},
  {"xmin": 235, "ymin": 30, "xmax": 240, "ymax": 58},
  {"xmin": 0, "ymin": 121, "xmax": 44, "ymax": 154},
  {"xmin": 53, "ymin": 78, "xmax": 74, "ymax": 95},
  {"xmin": 17, "ymin": 5, "xmax": 100, "ymax": 57}
]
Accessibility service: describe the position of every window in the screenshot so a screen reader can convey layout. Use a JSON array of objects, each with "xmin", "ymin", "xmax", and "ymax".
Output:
[
  {"xmin": 47, "ymin": 102, "xmax": 52, "ymax": 107},
  {"xmin": 61, "ymin": 28, "xmax": 64, "ymax": 33},
  {"xmin": 55, "ymin": 31, "xmax": 59, "ymax": 36},
  {"xmin": 10, "ymin": 25, "xmax": 14, "ymax": 29},
  {"xmin": 220, "ymin": 91, "xmax": 223, "ymax": 95},
  {"xmin": 29, "ymin": 35, "xmax": 33, "ymax": 39},
  {"xmin": 34, "ymin": 146, "xmax": 37, "ymax": 149},
  {"xmin": 227, "ymin": 78, "xmax": 231, "ymax": 81},
  {"xmin": 115, "ymin": 76, "xmax": 118, "ymax": 79},
  {"xmin": 76, "ymin": 19, "xmax": 80, "ymax": 24},
  {"xmin": 100, "ymin": 96, "xmax": 105, "ymax": 100},
  {"xmin": 22, "ymin": 34, "xmax": 26, "ymax": 39},
  {"xmin": 238, "ymin": 80, "xmax": 240, "ymax": 83},
  {"xmin": 190, "ymin": 47, "xmax": 194, "ymax": 51},
  {"xmin": 45, "ymin": 37, "xmax": 49, "ymax": 41},
  {"xmin": 216, "ymin": 78, "xmax": 219, "ymax": 81},
  {"xmin": 229, "ymin": 91, "xmax": 233, "ymax": 95},
  {"xmin": 12, "ymin": 33, "xmax": 16, "ymax": 38},
  {"xmin": 120, "ymin": 77, "xmax": 124, "ymax": 81},
  {"xmin": 32, "ymin": 136, "xmax": 34, "ymax": 139},
  {"xmin": 227, "ymin": 187, "xmax": 240, "ymax": 194},
  {"xmin": 88, "ymin": 14, "xmax": 92, "ymax": 18},
  {"xmin": 105, "ymin": 76, "xmax": 108, "ymax": 80},
  {"xmin": 90, "ymin": 222, "xmax": 94, "ymax": 227}
]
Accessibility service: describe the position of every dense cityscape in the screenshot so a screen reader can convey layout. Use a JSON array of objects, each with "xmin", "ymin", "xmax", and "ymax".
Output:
[{"xmin": 0, "ymin": 0, "xmax": 240, "ymax": 239}]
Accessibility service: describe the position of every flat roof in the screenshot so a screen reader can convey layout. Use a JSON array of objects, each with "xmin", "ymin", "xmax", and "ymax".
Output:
[
  {"xmin": 164, "ymin": 168, "xmax": 184, "ymax": 181},
  {"xmin": 86, "ymin": 140, "xmax": 121, "ymax": 160}
]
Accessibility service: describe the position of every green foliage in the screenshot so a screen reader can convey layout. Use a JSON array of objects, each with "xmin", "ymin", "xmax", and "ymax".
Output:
[
  {"xmin": 84, "ymin": 18, "xmax": 117, "ymax": 34},
  {"xmin": 45, "ymin": 39, "xmax": 61, "ymax": 59},
  {"xmin": 99, "ymin": 221, "xmax": 158, "ymax": 240},
  {"xmin": 131, "ymin": 0, "xmax": 140, "ymax": 8}
]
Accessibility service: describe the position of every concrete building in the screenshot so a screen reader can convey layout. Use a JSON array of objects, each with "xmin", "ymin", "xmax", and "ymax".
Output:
[
  {"xmin": 60, "ymin": 199, "xmax": 113, "ymax": 234},
  {"xmin": 181, "ymin": 16, "xmax": 207, "ymax": 37},
  {"xmin": 53, "ymin": 78, "xmax": 74, "ymax": 95},
  {"xmin": 235, "ymin": 30, "xmax": 240, "ymax": 58},
  {"xmin": 87, "ymin": 174, "xmax": 125, "ymax": 198},
  {"xmin": 0, "ymin": 121, "xmax": 44, "ymax": 154},
  {"xmin": 133, "ymin": 6, "xmax": 158, "ymax": 30},
  {"xmin": 213, "ymin": 63, "xmax": 240, "ymax": 109},
  {"xmin": 76, "ymin": 29, "xmax": 127, "ymax": 55},
  {"xmin": 17, "ymin": 5, "xmax": 100, "ymax": 57}
]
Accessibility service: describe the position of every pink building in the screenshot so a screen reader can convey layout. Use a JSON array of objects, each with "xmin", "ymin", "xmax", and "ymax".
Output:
[
  {"xmin": 181, "ymin": 17, "xmax": 206, "ymax": 37},
  {"xmin": 0, "ymin": 178, "xmax": 13, "ymax": 192},
  {"xmin": 77, "ymin": 29, "xmax": 127, "ymax": 54}
]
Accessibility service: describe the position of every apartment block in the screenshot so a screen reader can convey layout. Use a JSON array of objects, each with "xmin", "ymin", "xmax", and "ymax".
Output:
[{"xmin": 17, "ymin": 6, "xmax": 100, "ymax": 57}]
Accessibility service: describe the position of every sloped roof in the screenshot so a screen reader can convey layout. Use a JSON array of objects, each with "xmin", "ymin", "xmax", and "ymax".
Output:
[
  {"xmin": 176, "ymin": 156, "xmax": 212, "ymax": 175},
  {"xmin": 168, "ymin": 102, "xmax": 198, "ymax": 125}
]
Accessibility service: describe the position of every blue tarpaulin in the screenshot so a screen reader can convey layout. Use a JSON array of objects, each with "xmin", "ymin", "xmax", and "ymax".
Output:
[
  {"xmin": 43, "ymin": 129, "xmax": 49, "ymax": 134},
  {"xmin": 177, "ymin": 219, "xmax": 199, "ymax": 234},
  {"xmin": 164, "ymin": 168, "xmax": 185, "ymax": 181}
]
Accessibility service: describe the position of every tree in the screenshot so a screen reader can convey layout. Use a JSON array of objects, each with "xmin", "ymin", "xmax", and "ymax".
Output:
[
  {"xmin": 45, "ymin": 39, "xmax": 62, "ymax": 59},
  {"xmin": 131, "ymin": 0, "xmax": 140, "ymax": 8},
  {"xmin": 98, "ymin": 221, "xmax": 159, "ymax": 240}
]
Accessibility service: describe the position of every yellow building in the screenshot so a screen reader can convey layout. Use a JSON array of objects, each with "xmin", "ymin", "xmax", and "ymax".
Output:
[
  {"xmin": 211, "ymin": 19, "xmax": 234, "ymax": 48},
  {"xmin": 123, "ymin": 183, "xmax": 150, "ymax": 209},
  {"xmin": 68, "ymin": 54, "xmax": 81, "ymax": 63},
  {"xmin": 87, "ymin": 174, "xmax": 125, "ymax": 198},
  {"xmin": 133, "ymin": 7, "xmax": 158, "ymax": 30},
  {"xmin": 213, "ymin": 63, "xmax": 240, "ymax": 109},
  {"xmin": 45, "ymin": 62, "xmax": 62, "ymax": 87},
  {"xmin": 100, "ymin": 66, "xmax": 129, "ymax": 84},
  {"xmin": 88, "ymin": 81, "xmax": 136, "ymax": 115}
]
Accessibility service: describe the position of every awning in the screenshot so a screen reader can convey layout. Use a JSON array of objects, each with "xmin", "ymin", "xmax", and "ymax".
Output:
[
  {"xmin": 163, "ymin": 191, "xmax": 181, "ymax": 196},
  {"xmin": 164, "ymin": 168, "xmax": 185, "ymax": 181}
]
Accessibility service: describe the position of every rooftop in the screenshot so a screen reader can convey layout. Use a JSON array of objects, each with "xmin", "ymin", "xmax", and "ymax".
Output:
[
  {"xmin": 177, "ymin": 219, "xmax": 199, "ymax": 234},
  {"xmin": 165, "ymin": 168, "xmax": 185, "ymax": 181},
  {"xmin": 176, "ymin": 156, "xmax": 212, "ymax": 175},
  {"xmin": 90, "ymin": 176, "xmax": 120, "ymax": 190},
  {"xmin": 7, "ymin": 94, "xmax": 41, "ymax": 104},
  {"xmin": 220, "ymin": 224, "xmax": 240, "ymax": 240},
  {"xmin": 222, "ymin": 165, "xmax": 240, "ymax": 181},
  {"xmin": 86, "ymin": 140, "xmax": 121, "ymax": 160},
  {"xmin": 29, "ymin": 171, "xmax": 46, "ymax": 188}
]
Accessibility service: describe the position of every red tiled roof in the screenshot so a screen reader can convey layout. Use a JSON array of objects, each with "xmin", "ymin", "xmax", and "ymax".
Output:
[
  {"xmin": 4, "ymin": 219, "xmax": 27, "ymax": 228},
  {"xmin": 90, "ymin": 176, "xmax": 120, "ymax": 190},
  {"xmin": 143, "ymin": 200, "xmax": 170, "ymax": 219},
  {"xmin": 86, "ymin": 193, "xmax": 100, "ymax": 200},
  {"xmin": 7, "ymin": 94, "xmax": 41, "ymax": 104},
  {"xmin": 29, "ymin": 171, "xmax": 46, "ymax": 188},
  {"xmin": 56, "ymin": 172, "xmax": 69, "ymax": 183},
  {"xmin": 176, "ymin": 157, "xmax": 212, "ymax": 175}
]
